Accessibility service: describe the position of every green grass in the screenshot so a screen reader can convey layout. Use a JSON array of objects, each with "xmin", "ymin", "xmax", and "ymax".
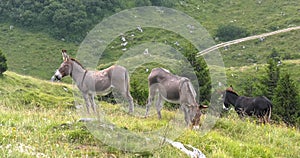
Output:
[
  {"xmin": 219, "ymin": 30, "xmax": 300, "ymax": 67},
  {"xmin": 176, "ymin": 0, "xmax": 300, "ymax": 66},
  {"xmin": 177, "ymin": 0, "xmax": 300, "ymax": 35},
  {"xmin": 0, "ymin": 71, "xmax": 74, "ymax": 109},
  {"xmin": 0, "ymin": 71, "xmax": 299, "ymax": 157},
  {"xmin": 0, "ymin": 23, "xmax": 78, "ymax": 80},
  {"xmin": 0, "ymin": 1, "xmax": 300, "ymax": 157},
  {"xmin": 226, "ymin": 59, "xmax": 300, "ymax": 93},
  {"xmin": 0, "ymin": 0, "xmax": 299, "ymax": 80}
]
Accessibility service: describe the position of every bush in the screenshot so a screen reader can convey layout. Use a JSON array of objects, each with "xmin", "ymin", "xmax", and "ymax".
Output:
[
  {"xmin": 216, "ymin": 24, "xmax": 249, "ymax": 41},
  {"xmin": 0, "ymin": 50, "xmax": 7, "ymax": 75}
]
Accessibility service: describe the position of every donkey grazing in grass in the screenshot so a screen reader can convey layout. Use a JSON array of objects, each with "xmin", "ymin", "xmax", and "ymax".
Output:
[
  {"xmin": 223, "ymin": 90, "xmax": 272, "ymax": 123},
  {"xmin": 52, "ymin": 50, "xmax": 134, "ymax": 114},
  {"xmin": 145, "ymin": 68, "xmax": 208, "ymax": 127}
]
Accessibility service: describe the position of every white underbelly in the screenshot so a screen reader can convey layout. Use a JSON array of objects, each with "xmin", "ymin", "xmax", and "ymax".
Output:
[
  {"xmin": 161, "ymin": 95, "xmax": 180, "ymax": 104},
  {"xmin": 96, "ymin": 87, "xmax": 113, "ymax": 96}
]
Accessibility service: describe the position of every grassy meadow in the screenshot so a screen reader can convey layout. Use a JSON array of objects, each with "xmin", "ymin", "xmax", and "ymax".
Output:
[
  {"xmin": 0, "ymin": 23, "xmax": 78, "ymax": 80},
  {"xmin": 0, "ymin": 71, "xmax": 299, "ymax": 157},
  {"xmin": 0, "ymin": 0, "xmax": 300, "ymax": 157}
]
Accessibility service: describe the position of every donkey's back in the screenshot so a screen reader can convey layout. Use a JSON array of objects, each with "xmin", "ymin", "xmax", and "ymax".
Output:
[{"xmin": 92, "ymin": 65, "xmax": 130, "ymax": 94}]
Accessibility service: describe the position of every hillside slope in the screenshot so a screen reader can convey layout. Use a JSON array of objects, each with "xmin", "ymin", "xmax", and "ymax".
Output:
[
  {"xmin": 0, "ymin": 1, "xmax": 299, "ymax": 157},
  {"xmin": 226, "ymin": 59, "xmax": 300, "ymax": 93},
  {"xmin": 0, "ymin": 0, "xmax": 299, "ymax": 80},
  {"xmin": 0, "ymin": 23, "xmax": 78, "ymax": 79},
  {"xmin": 0, "ymin": 71, "xmax": 299, "ymax": 157}
]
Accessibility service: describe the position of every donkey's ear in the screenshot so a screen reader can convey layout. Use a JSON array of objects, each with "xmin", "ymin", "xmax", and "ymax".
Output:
[{"xmin": 62, "ymin": 50, "xmax": 69, "ymax": 61}]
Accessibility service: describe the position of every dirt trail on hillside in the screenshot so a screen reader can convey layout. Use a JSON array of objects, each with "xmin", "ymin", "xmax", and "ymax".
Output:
[{"xmin": 197, "ymin": 26, "xmax": 300, "ymax": 57}]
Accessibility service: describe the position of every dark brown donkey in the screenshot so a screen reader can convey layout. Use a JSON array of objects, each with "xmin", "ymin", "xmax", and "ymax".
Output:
[
  {"xmin": 145, "ymin": 68, "xmax": 208, "ymax": 127},
  {"xmin": 223, "ymin": 90, "xmax": 272, "ymax": 123},
  {"xmin": 52, "ymin": 50, "xmax": 134, "ymax": 114}
]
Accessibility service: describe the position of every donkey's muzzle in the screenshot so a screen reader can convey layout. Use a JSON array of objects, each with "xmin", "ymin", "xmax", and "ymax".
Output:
[
  {"xmin": 51, "ymin": 75, "xmax": 61, "ymax": 81},
  {"xmin": 223, "ymin": 106, "xmax": 230, "ymax": 111},
  {"xmin": 50, "ymin": 76, "xmax": 56, "ymax": 82},
  {"xmin": 55, "ymin": 75, "xmax": 62, "ymax": 81}
]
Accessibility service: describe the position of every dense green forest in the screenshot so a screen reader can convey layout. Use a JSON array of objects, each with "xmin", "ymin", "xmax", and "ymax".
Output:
[{"xmin": 0, "ymin": 0, "xmax": 175, "ymax": 42}]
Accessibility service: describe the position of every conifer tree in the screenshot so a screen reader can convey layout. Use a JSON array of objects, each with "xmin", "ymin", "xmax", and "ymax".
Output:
[
  {"xmin": 182, "ymin": 44, "xmax": 211, "ymax": 103},
  {"xmin": 262, "ymin": 58, "xmax": 280, "ymax": 99},
  {"xmin": 273, "ymin": 72, "xmax": 299, "ymax": 126}
]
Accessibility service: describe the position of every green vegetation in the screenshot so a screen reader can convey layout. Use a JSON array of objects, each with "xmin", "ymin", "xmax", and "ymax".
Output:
[
  {"xmin": 0, "ymin": 0, "xmax": 300, "ymax": 157},
  {"xmin": 261, "ymin": 59, "xmax": 300, "ymax": 126},
  {"xmin": 0, "ymin": 23, "xmax": 77, "ymax": 79},
  {"xmin": 226, "ymin": 60, "xmax": 300, "ymax": 95},
  {"xmin": 0, "ymin": 72, "xmax": 299, "ymax": 157},
  {"xmin": 0, "ymin": 1, "xmax": 299, "ymax": 77},
  {"xmin": 177, "ymin": 0, "xmax": 300, "ymax": 67},
  {"xmin": 215, "ymin": 24, "xmax": 249, "ymax": 41},
  {"xmin": 273, "ymin": 72, "xmax": 300, "ymax": 125},
  {"xmin": 0, "ymin": 49, "xmax": 7, "ymax": 75},
  {"xmin": 220, "ymin": 30, "xmax": 300, "ymax": 67},
  {"xmin": 263, "ymin": 59, "xmax": 281, "ymax": 100},
  {"xmin": 177, "ymin": 0, "xmax": 300, "ymax": 35},
  {"xmin": 183, "ymin": 44, "xmax": 212, "ymax": 103},
  {"xmin": 0, "ymin": 71, "xmax": 74, "ymax": 109},
  {"xmin": 0, "ymin": 0, "xmax": 175, "ymax": 42},
  {"xmin": 226, "ymin": 60, "xmax": 300, "ymax": 126}
]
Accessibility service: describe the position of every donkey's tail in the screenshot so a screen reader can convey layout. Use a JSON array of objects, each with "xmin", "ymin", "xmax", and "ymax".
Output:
[
  {"xmin": 267, "ymin": 105, "xmax": 272, "ymax": 123},
  {"xmin": 264, "ymin": 96, "xmax": 273, "ymax": 123}
]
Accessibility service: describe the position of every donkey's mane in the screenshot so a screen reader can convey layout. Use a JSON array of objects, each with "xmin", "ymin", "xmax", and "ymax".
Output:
[
  {"xmin": 226, "ymin": 90, "xmax": 239, "ymax": 96},
  {"xmin": 70, "ymin": 58, "xmax": 85, "ymax": 69},
  {"xmin": 160, "ymin": 68, "xmax": 170, "ymax": 73}
]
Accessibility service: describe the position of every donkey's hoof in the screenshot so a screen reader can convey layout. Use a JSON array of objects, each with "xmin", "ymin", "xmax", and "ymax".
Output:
[
  {"xmin": 128, "ymin": 111, "xmax": 134, "ymax": 115},
  {"xmin": 78, "ymin": 118, "xmax": 95, "ymax": 122}
]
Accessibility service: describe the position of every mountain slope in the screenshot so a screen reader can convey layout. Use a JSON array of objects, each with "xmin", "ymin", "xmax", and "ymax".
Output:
[
  {"xmin": 0, "ymin": 71, "xmax": 299, "ymax": 157},
  {"xmin": 0, "ymin": 0, "xmax": 299, "ymax": 79},
  {"xmin": 0, "ymin": 23, "xmax": 78, "ymax": 79}
]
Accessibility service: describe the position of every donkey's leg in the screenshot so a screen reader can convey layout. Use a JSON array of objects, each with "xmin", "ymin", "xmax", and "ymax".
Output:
[
  {"xmin": 146, "ymin": 85, "xmax": 161, "ymax": 118},
  {"xmin": 123, "ymin": 70, "xmax": 134, "ymax": 114},
  {"xmin": 155, "ymin": 94, "xmax": 163, "ymax": 119},
  {"xmin": 262, "ymin": 112, "xmax": 267, "ymax": 124},
  {"xmin": 89, "ymin": 93, "xmax": 97, "ymax": 113},
  {"xmin": 182, "ymin": 105, "xmax": 191, "ymax": 126},
  {"xmin": 113, "ymin": 76, "xmax": 134, "ymax": 114},
  {"xmin": 263, "ymin": 116, "xmax": 266, "ymax": 124},
  {"xmin": 264, "ymin": 112, "xmax": 269, "ymax": 124},
  {"xmin": 260, "ymin": 116, "xmax": 264, "ymax": 124},
  {"xmin": 126, "ymin": 90, "xmax": 134, "ymax": 114},
  {"xmin": 235, "ymin": 107, "xmax": 244, "ymax": 120},
  {"xmin": 257, "ymin": 110, "xmax": 265, "ymax": 124},
  {"xmin": 124, "ymin": 72, "xmax": 134, "ymax": 113},
  {"xmin": 145, "ymin": 96, "xmax": 154, "ymax": 118},
  {"xmin": 117, "ymin": 88, "xmax": 134, "ymax": 114},
  {"xmin": 82, "ymin": 93, "xmax": 91, "ymax": 114},
  {"xmin": 145, "ymin": 86, "xmax": 156, "ymax": 118}
]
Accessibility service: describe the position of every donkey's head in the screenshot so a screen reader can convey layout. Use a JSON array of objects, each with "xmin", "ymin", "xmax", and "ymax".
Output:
[
  {"xmin": 191, "ymin": 104, "xmax": 208, "ymax": 129},
  {"xmin": 52, "ymin": 50, "xmax": 73, "ymax": 81}
]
